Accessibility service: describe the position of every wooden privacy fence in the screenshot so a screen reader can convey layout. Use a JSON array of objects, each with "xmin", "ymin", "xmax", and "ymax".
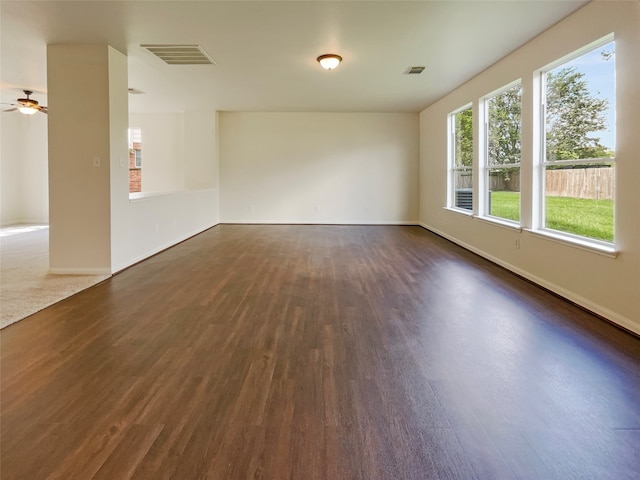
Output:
[
  {"xmin": 455, "ymin": 167, "xmax": 614, "ymax": 200},
  {"xmin": 545, "ymin": 167, "xmax": 613, "ymax": 200},
  {"xmin": 488, "ymin": 172, "xmax": 520, "ymax": 192},
  {"xmin": 455, "ymin": 173, "xmax": 473, "ymax": 189}
]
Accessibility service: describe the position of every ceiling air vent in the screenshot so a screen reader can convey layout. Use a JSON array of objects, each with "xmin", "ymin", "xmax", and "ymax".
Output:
[
  {"xmin": 404, "ymin": 66, "xmax": 426, "ymax": 75},
  {"xmin": 141, "ymin": 44, "xmax": 216, "ymax": 65}
]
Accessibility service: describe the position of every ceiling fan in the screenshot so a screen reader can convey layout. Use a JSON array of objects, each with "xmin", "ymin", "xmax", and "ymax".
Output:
[{"xmin": 3, "ymin": 90, "xmax": 48, "ymax": 115}]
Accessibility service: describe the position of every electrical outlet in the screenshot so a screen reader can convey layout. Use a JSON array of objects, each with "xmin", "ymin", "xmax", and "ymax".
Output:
[{"xmin": 515, "ymin": 239, "xmax": 521, "ymax": 249}]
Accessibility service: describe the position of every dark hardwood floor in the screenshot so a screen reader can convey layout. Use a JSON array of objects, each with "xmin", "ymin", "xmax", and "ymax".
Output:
[{"xmin": 2, "ymin": 225, "xmax": 639, "ymax": 479}]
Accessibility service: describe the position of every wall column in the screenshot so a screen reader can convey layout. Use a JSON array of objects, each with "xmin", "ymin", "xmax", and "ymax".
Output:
[{"xmin": 47, "ymin": 45, "xmax": 128, "ymax": 274}]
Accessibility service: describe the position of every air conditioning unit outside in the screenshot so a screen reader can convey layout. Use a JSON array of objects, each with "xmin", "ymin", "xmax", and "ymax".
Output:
[{"xmin": 455, "ymin": 188, "xmax": 473, "ymax": 210}]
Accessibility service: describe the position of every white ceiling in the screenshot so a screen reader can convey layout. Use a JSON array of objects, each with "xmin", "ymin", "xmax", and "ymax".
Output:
[{"xmin": 1, "ymin": 0, "xmax": 589, "ymax": 114}]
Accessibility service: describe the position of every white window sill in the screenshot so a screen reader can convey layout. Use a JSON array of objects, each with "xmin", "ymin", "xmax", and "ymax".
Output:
[
  {"xmin": 128, "ymin": 187, "xmax": 216, "ymax": 202},
  {"xmin": 474, "ymin": 215, "xmax": 522, "ymax": 232},
  {"xmin": 525, "ymin": 228, "xmax": 618, "ymax": 258},
  {"xmin": 443, "ymin": 206, "xmax": 473, "ymax": 217}
]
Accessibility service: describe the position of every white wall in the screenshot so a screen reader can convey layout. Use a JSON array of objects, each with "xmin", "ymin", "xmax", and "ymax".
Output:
[
  {"xmin": 185, "ymin": 111, "xmax": 218, "ymax": 190},
  {"xmin": 110, "ymin": 189, "xmax": 220, "ymax": 273},
  {"xmin": 129, "ymin": 112, "xmax": 185, "ymax": 193},
  {"xmin": 47, "ymin": 44, "xmax": 116, "ymax": 274},
  {"xmin": 111, "ymin": 110, "xmax": 219, "ymax": 272},
  {"xmin": 0, "ymin": 112, "xmax": 48, "ymax": 225},
  {"xmin": 129, "ymin": 111, "xmax": 218, "ymax": 194},
  {"xmin": 419, "ymin": 1, "xmax": 640, "ymax": 334},
  {"xmin": 219, "ymin": 112, "xmax": 419, "ymax": 224},
  {"xmin": 45, "ymin": 44, "xmax": 219, "ymax": 275}
]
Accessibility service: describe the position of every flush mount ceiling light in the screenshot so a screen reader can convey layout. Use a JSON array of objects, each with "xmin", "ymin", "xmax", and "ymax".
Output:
[{"xmin": 317, "ymin": 54, "xmax": 342, "ymax": 70}]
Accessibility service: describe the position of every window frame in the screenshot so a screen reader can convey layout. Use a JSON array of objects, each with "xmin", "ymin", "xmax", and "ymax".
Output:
[
  {"xmin": 537, "ymin": 35, "xmax": 615, "ymax": 247},
  {"xmin": 447, "ymin": 103, "xmax": 474, "ymax": 213},
  {"xmin": 481, "ymin": 80, "xmax": 522, "ymax": 224},
  {"xmin": 128, "ymin": 127, "xmax": 143, "ymax": 195},
  {"xmin": 134, "ymin": 149, "xmax": 142, "ymax": 168}
]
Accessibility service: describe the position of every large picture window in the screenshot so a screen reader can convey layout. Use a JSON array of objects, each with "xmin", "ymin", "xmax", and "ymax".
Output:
[
  {"xmin": 484, "ymin": 82, "xmax": 522, "ymax": 223},
  {"xmin": 448, "ymin": 105, "xmax": 473, "ymax": 211},
  {"xmin": 541, "ymin": 39, "xmax": 615, "ymax": 243}
]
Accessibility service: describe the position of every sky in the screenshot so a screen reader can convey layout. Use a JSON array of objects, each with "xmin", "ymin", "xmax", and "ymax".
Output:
[{"xmin": 550, "ymin": 41, "xmax": 616, "ymax": 151}]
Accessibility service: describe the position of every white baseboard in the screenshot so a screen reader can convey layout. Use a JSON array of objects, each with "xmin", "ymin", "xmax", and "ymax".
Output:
[
  {"xmin": 112, "ymin": 222, "xmax": 220, "ymax": 273},
  {"xmin": 0, "ymin": 219, "xmax": 49, "ymax": 228},
  {"xmin": 221, "ymin": 220, "xmax": 419, "ymax": 225},
  {"xmin": 48, "ymin": 268, "xmax": 111, "ymax": 276},
  {"xmin": 419, "ymin": 223, "xmax": 639, "ymax": 336}
]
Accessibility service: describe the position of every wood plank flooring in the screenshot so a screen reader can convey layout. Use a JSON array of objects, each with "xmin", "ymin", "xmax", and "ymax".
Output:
[{"xmin": 2, "ymin": 225, "xmax": 639, "ymax": 479}]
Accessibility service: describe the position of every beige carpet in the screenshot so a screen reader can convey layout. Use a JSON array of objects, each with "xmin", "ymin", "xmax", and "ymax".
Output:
[{"xmin": 0, "ymin": 225, "xmax": 110, "ymax": 329}]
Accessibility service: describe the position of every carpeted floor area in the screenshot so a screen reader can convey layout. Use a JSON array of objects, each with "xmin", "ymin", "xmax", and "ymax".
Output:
[{"xmin": 0, "ymin": 225, "xmax": 110, "ymax": 329}]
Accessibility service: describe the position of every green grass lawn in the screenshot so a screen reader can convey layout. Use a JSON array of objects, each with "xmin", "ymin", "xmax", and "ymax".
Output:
[{"xmin": 490, "ymin": 191, "xmax": 614, "ymax": 242}]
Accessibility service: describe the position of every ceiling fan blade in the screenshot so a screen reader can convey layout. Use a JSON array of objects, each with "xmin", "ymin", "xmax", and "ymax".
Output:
[
  {"xmin": 39, "ymin": 106, "xmax": 48, "ymax": 114},
  {"xmin": 3, "ymin": 108, "xmax": 18, "ymax": 112}
]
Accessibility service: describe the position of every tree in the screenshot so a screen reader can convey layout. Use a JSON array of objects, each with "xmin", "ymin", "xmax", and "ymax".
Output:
[
  {"xmin": 488, "ymin": 85, "xmax": 521, "ymax": 166},
  {"xmin": 545, "ymin": 67, "xmax": 611, "ymax": 161},
  {"xmin": 454, "ymin": 108, "xmax": 473, "ymax": 167},
  {"xmin": 483, "ymin": 66, "xmax": 611, "ymax": 165}
]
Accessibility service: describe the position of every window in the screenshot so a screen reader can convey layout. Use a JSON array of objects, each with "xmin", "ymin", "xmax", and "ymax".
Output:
[
  {"xmin": 134, "ymin": 149, "xmax": 142, "ymax": 168},
  {"xmin": 483, "ymin": 82, "xmax": 522, "ymax": 223},
  {"xmin": 541, "ymin": 38, "xmax": 615, "ymax": 244},
  {"xmin": 128, "ymin": 127, "xmax": 142, "ymax": 193},
  {"xmin": 448, "ymin": 105, "xmax": 473, "ymax": 211}
]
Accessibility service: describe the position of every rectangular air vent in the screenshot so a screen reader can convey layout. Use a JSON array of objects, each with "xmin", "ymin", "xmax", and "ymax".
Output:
[
  {"xmin": 141, "ymin": 44, "xmax": 216, "ymax": 65},
  {"xmin": 404, "ymin": 66, "xmax": 426, "ymax": 75}
]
